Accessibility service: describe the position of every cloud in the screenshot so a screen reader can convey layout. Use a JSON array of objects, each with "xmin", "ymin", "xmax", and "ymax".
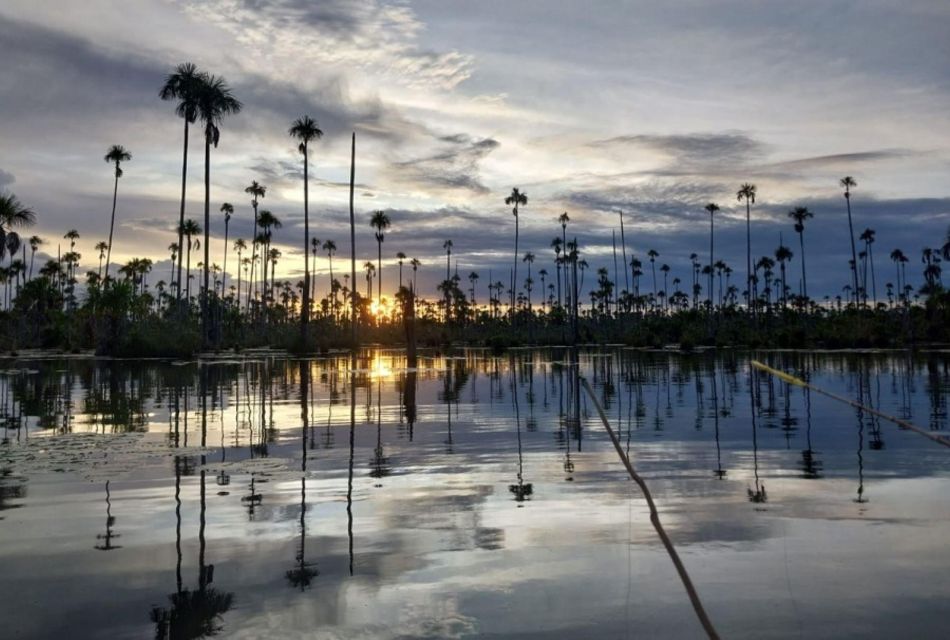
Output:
[
  {"xmin": 762, "ymin": 149, "xmax": 913, "ymax": 173},
  {"xmin": 175, "ymin": 0, "xmax": 473, "ymax": 90},
  {"xmin": 589, "ymin": 132, "xmax": 766, "ymax": 170},
  {"xmin": 0, "ymin": 168, "xmax": 13, "ymax": 188},
  {"xmin": 387, "ymin": 134, "xmax": 500, "ymax": 194}
]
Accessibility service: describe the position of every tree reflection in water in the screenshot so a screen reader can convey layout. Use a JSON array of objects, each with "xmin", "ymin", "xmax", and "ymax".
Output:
[
  {"xmin": 286, "ymin": 361, "xmax": 317, "ymax": 590},
  {"xmin": 508, "ymin": 363, "xmax": 532, "ymax": 504},
  {"xmin": 94, "ymin": 480, "xmax": 121, "ymax": 551}
]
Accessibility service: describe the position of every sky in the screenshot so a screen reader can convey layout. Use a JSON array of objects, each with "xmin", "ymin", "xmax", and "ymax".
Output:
[{"xmin": 1, "ymin": 0, "xmax": 949, "ymax": 302}]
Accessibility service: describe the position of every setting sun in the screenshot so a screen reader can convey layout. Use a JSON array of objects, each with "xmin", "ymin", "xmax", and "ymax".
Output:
[{"xmin": 370, "ymin": 297, "xmax": 392, "ymax": 320}]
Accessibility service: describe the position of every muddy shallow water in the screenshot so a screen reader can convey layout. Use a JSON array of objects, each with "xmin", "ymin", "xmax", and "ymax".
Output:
[{"xmin": 1, "ymin": 348, "xmax": 948, "ymax": 639}]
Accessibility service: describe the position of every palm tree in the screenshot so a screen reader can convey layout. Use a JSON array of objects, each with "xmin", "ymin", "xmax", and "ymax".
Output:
[
  {"xmin": 788, "ymin": 206, "xmax": 814, "ymax": 299},
  {"xmin": 737, "ymin": 183, "xmax": 757, "ymax": 314},
  {"xmin": 181, "ymin": 219, "xmax": 201, "ymax": 304},
  {"xmin": 219, "ymin": 202, "xmax": 233, "ymax": 296},
  {"xmin": 289, "ymin": 115, "xmax": 324, "ymax": 338},
  {"xmin": 233, "ymin": 238, "xmax": 246, "ymax": 303},
  {"xmin": 443, "ymin": 240, "xmax": 453, "ymax": 281},
  {"xmin": 364, "ymin": 261, "xmax": 376, "ymax": 299},
  {"xmin": 396, "ymin": 252, "xmax": 407, "ymax": 289},
  {"xmin": 774, "ymin": 243, "xmax": 794, "ymax": 308},
  {"xmin": 841, "ymin": 176, "xmax": 859, "ymax": 303},
  {"xmin": 660, "ymin": 263, "xmax": 671, "ymax": 310},
  {"xmin": 468, "ymin": 271, "xmax": 479, "ymax": 310},
  {"xmin": 890, "ymin": 248, "xmax": 907, "ymax": 302},
  {"xmin": 704, "ymin": 203, "xmax": 720, "ymax": 307},
  {"xmin": 196, "ymin": 75, "xmax": 242, "ymax": 339},
  {"xmin": 860, "ymin": 227, "xmax": 877, "ymax": 306},
  {"xmin": 257, "ymin": 210, "xmax": 281, "ymax": 309},
  {"xmin": 410, "ymin": 257, "xmax": 421, "ymax": 293},
  {"xmin": 160, "ymin": 62, "xmax": 206, "ymax": 303},
  {"xmin": 505, "ymin": 188, "xmax": 529, "ymax": 316},
  {"xmin": 244, "ymin": 181, "xmax": 266, "ymax": 310},
  {"xmin": 522, "ymin": 251, "xmax": 535, "ymax": 310},
  {"xmin": 28, "ymin": 235, "xmax": 43, "ymax": 280},
  {"xmin": 370, "ymin": 210, "xmax": 391, "ymax": 302},
  {"xmin": 323, "ymin": 239, "xmax": 337, "ymax": 316},
  {"xmin": 0, "ymin": 192, "xmax": 35, "ymax": 266},
  {"xmin": 103, "ymin": 144, "xmax": 132, "ymax": 281},
  {"xmin": 647, "ymin": 249, "xmax": 659, "ymax": 299}
]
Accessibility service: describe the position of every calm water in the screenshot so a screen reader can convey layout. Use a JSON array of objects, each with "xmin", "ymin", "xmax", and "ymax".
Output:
[{"xmin": 1, "ymin": 348, "xmax": 949, "ymax": 639}]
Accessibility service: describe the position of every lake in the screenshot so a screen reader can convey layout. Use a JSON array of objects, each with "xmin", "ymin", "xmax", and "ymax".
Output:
[{"xmin": 1, "ymin": 348, "xmax": 949, "ymax": 639}]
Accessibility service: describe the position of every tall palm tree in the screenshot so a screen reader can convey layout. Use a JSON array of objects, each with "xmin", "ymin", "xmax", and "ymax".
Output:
[
  {"xmin": 647, "ymin": 249, "xmax": 659, "ymax": 298},
  {"xmin": 289, "ymin": 115, "xmax": 324, "ymax": 338},
  {"xmin": 0, "ymin": 192, "xmax": 35, "ymax": 268},
  {"xmin": 860, "ymin": 227, "xmax": 877, "ymax": 305},
  {"xmin": 181, "ymin": 219, "xmax": 201, "ymax": 304},
  {"xmin": 396, "ymin": 252, "xmax": 407, "ymax": 289},
  {"xmin": 244, "ymin": 181, "xmax": 266, "ymax": 310},
  {"xmin": 219, "ymin": 202, "xmax": 233, "ymax": 296},
  {"xmin": 522, "ymin": 251, "xmax": 535, "ymax": 310},
  {"xmin": 443, "ymin": 240, "xmax": 453, "ymax": 281},
  {"xmin": 323, "ymin": 239, "xmax": 337, "ymax": 315},
  {"xmin": 737, "ymin": 183, "xmax": 757, "ymax": 314},
  {"xmin": 196, "ymin": 74, "xmax": 241, "ymax": 339},
  {"xmin": 103, "ymin": 145, "xmax": 132, "ymax": 282},
  {"xmin": 370, "ymin": 210, "xmax": 391, "ymax": 302},
  {"xmin": 159, "ymin": 62, "xmax": 206, "ymax": 303},
  {"xmin": 505, "ymin": 189, "xmax": 528, "ymax": 316},
  {"xmin": 774, "ymin": 243, "xmax": 793, "ymax": 308},
  {"xmin": 233, "ymin": 238, "xmax": 246, "ymax": 303},
  {"xmin": 410, "ymin": 257, "xmax": 421, "ymax": 293},
  {"xmin": 788, "ymin": 206, "xmax": 814, "ymax": 299},
  {"xmin": 704, "ymin": 203, "xmax": 720, "ymax": 308},
  {"xmin": 28, "ymin": 235, "xmax": 43, "ymax": 280},
  {"xmin": 558, "ymin": 212, "xmax": 570, "ymax": 310},
  {"xmin": 841, "ymin": 176, "xmax": 859, "ymax": 303},
  {"xmin": 256, "ymin": 210, "xmax": 281, "ymax": 309},
  {"xmin": 890, "ymin": 249, "xmax": 908, "ymax": 303}
]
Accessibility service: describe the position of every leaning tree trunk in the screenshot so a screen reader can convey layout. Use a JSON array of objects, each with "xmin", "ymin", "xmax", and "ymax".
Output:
[
  {"xmin": 845, "ymin": 192, "xmax": 858, "ymax": 305},
  {"xmin": 105, "ymin": 167, "xmax": 119, "ymax": 282}
]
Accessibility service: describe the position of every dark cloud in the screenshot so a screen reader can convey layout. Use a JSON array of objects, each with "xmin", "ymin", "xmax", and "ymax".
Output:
[
  {"xmin": 762, "ymin": 149, "xmax": 913, "ymax": 173},
  {"xmin": 589, "ymin": 132, "xmax": 766, "ymax": 169},
  {"xmin": 388, "ymin": 135, "xmax": 500, "ymax": 194},
  {"xmin": 0, "ymin": 16, "xmax": 164, "ymax": 124},
  {"xmin": 563, "ymin": 179, "xmax": 730, "ymax": 222},
  {"xmin": 0, "ymin": 168, "xmax": 14, "ymax": 188}
]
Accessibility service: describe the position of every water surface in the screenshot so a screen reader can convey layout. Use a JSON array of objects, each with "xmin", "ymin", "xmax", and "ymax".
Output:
[{"xmin": 1, "ymin": 349, "xmax": 949, "ymax": 639}]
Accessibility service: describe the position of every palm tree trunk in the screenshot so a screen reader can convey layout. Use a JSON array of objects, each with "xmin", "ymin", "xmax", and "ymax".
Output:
[
  {"xmin": 845, "ymin": 193, "xmax": 858, "ymax": 304},
  {"xmin": 222, "ymin": 218, "xmax": 229, "ymax": 298},
  {"xmin": 745, "ymin": 200, "xmax": 752, "ymax": 317},
  {"xmin": 202, "ymin": 133, "xmax": 211, "ymax": 345},
  {"xmin": 348, "ymin": 132, "xmax": 357, "ymax": 345},
  {"xmin": 176, "ymin": 120, "xmax": 189, "ymax": 306},
  {"xmin": 798, "ymin": 230, "xmax": 807, "ymax": 300},
  {"xmin": 302, "ymin": 147, "xmax": 310, "ymax": 342},
  {"xmin": 186, "ymin": 240, "xmax": 192, "ymax": 302},
  {"xmin": 105, "ymin": 168, "xmax": 119, "ymax": 282},
  {"xmin": 868, "ymin": 243, "xmax": 877, "ymax": 305},
  {"xmin": 377, "ymin": 240, "xmax": 382, "ymax": 302},
  {"xmin": 512, "ymin": 212, "xmax": 519, "ymax": 320},
  {"xmin": 248, "ymin": 204, "xmax": 258, "ymax": 313},
  {"xmin": 709, "ymin": 213, "xmax": 714, "ymax": 309}
]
